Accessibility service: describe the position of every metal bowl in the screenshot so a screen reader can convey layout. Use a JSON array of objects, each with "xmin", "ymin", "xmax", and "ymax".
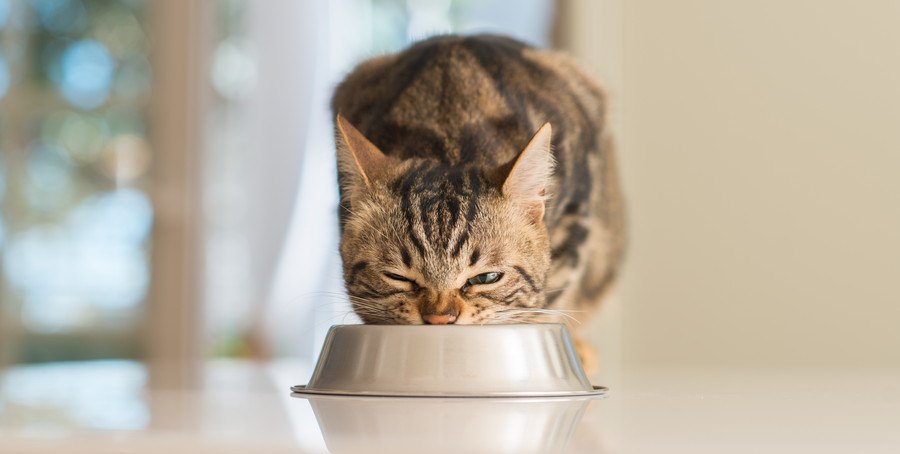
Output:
[{"xmin": 291, "ymin": 324, "xmax": 604, "ymax": 397}]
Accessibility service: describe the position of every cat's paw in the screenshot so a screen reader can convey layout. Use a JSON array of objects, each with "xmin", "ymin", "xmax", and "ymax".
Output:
[{"xmin": 573, "ymin": 336, "xmax": 599, "ymax": 375}]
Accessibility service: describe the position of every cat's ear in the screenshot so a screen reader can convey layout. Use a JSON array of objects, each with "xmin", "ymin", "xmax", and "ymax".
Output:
[
  {"xmin": 502, "ymin": 123, "xmax": 555, "ymax": 223},
  {"xmin": 335, "ymin": 115, "xmax": 396, "ymax": 192}
]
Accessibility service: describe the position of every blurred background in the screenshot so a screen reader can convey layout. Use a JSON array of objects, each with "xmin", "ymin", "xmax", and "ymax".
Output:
[
  {"xmin": 0, "ymin": 0, "xmax": 566, "ymax": 374},
  {"xmin": 0, "ymin": 0, "xmax": 898, "ymax": 441}
]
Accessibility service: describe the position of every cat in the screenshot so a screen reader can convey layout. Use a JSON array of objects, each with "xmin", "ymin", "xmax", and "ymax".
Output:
[{"xmin": 331, "ymin": 35, "xmax": 625, "ymax": 372}]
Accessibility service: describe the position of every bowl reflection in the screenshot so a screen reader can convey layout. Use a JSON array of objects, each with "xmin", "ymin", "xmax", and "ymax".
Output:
[{"xmin": 294, "ymin": 393, "xmax": 600, "ymax": 454}]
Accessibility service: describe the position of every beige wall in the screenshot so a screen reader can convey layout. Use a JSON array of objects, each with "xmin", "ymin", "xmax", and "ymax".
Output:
[{"xmin": 616, "ymin": 0, "xmax": 900, "ymax": 368}]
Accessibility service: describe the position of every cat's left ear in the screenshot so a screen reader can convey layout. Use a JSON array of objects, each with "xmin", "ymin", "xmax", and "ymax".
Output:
[
  {"xmin": 502, "ymin": 123, "xmax": 555, "ymax": 223},
  {"xmin": 335, "ymin": 114, "xmax": 397, "ymax": 194}
]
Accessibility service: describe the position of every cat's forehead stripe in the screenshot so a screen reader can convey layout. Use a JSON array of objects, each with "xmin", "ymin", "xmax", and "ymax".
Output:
[
  {"xmin": 469, "ymin": 248, "xmax": 481, "ymax": 267},
  {"xmin": 449, "ymin": 177, "xmax": 480, "ymax": 258},
  {"xmin": 400, "ymin": 246, "xmax": 412, "ymax": 268},
  {"xmin": 400, "ymin": 184, "xmax": 428, "ymax": 258},
  {"xmin": 390, "ymin": 161, "xmax": 487, "ymax": 262}
]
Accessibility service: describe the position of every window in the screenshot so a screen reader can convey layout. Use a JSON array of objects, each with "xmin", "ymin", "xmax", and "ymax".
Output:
[{"xmin": 0, "ymin": 0, "xmax": 153, "ymax": 364}]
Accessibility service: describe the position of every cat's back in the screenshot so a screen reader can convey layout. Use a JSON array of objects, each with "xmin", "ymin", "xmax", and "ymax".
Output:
[{"xmin": 332, "ymin": 34, "xmax": 606, "ymax": 167}]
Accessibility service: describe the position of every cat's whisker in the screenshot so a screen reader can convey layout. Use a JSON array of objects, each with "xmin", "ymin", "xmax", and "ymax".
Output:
[
  {"xmin": 510, "ymin": 309, "xmax": 582, "ymax": 325},
  {"xmin": 480, "ymin": 305, "xmax": 582, "ymax": 325},
  {"xmin": 307, "ymin": 294, "xmax": 386, "ymax": 308}
]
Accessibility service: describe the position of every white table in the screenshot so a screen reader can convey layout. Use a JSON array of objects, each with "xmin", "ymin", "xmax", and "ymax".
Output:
[{"xmin": 1, "ymin": 360, "xmax": 897, "ymax": 453}]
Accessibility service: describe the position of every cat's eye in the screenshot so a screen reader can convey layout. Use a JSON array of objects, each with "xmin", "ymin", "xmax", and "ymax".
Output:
[
  {"xmin": 383, "ymin": 272, "xmax": 420, "ymax": 291},
  {"xmin": 384, "ymin": 272, "xmax": 413, "ymax": 282},
  {"xmin": 466, "ymin": 272, "xmax": 502, "ymax": 287}
]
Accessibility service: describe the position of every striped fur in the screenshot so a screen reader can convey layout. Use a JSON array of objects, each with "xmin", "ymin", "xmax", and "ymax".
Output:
[{"xmin": 332, "ymin": 35, "xmax": 625, "ymax": 365}]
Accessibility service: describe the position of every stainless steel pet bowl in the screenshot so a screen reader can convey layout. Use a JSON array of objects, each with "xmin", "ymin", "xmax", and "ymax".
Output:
[{"xmin": 291, "ymin": 324, "xmax": 605, "ymax": 397}]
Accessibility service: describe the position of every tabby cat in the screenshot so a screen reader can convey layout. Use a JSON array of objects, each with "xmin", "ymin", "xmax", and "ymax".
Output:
[{"xmin": 331, "ymin": 35, "xmax": 625, "ymax": 371}]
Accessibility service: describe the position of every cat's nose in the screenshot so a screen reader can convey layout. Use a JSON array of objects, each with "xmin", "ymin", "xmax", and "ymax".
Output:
[
  {"xmin": 422, "ymin": 309, "xmax": 459, "ymax": 325},
  {"xmin": 422, "ymin": 313, "xmax": 457, "ymax": 325}
]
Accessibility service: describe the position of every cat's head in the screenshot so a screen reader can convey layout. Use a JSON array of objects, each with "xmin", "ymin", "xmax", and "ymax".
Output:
[{"xmin": 335, "ymin": 115, "xmax": 554, "ymax": 324}]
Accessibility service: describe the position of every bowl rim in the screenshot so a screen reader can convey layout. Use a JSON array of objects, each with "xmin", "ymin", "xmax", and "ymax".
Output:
[
  {"xmin": 289, "ymin": 384, "xmax": 608, "ymax": 399},
  {"xmin": 321, "ymin": 323, "xmax": 574, "ymax": 331}
]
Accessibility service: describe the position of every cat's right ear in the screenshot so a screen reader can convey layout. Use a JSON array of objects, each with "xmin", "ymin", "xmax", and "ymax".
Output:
[
  {"xmin": 502, "ymin": 123, "xmax": 555, "ymax": 223},
  {"xmin": 335, "ymin": 115, "xmax": 396, "ymax": 194}
]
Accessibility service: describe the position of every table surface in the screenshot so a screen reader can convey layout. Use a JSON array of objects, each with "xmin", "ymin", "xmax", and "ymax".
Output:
[{"xmin": 1, "ymin": 359, "xmax": 898, "ymax": 453}]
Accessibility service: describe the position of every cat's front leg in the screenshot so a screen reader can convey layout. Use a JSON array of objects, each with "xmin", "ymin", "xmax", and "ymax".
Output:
[{"xmin": 573, "ymin": 335, "xmax": 599, "ymax": 375}]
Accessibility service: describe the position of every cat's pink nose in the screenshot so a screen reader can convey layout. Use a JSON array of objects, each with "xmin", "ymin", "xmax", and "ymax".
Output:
[{"xmin": 422, "ymin": 313, "xmax": 457, "ymax": 325}]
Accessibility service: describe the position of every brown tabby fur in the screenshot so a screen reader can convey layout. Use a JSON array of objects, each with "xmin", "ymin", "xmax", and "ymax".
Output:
[{"xmin": 331, "ymin": 35, "xmax": 625, "ymax": 372}]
